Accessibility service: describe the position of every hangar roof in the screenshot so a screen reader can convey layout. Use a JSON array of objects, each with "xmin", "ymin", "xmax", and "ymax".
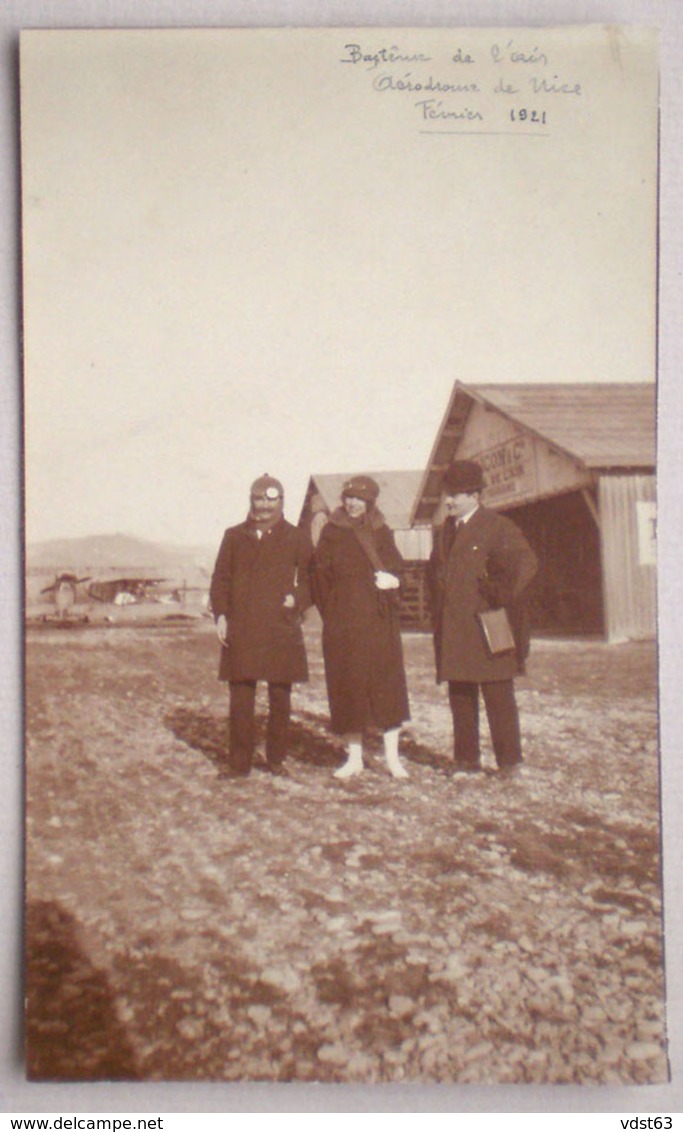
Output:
[
  {"xmin": 460, "ymin": 383, "xmax": 655, "ymax": 468},
  {"xmin": 411, "ymin": 381, "xmax": 656, "ymax": 523},
  {"xmin": 300, "ymin": 470, "xmax": 425, "ymax": 530}
]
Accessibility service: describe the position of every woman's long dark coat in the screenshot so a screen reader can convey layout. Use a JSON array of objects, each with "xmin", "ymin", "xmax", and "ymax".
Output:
[
  {"xmin": 430, "ymin": 506, "xmax": 538, "ymax": 684},
  {"xmin": 209, "ymin": 518, "xmax": 312, "ymax": 684},
  {"xmin": 313, "ymin": 519, "xmax": 410, "ymax": 734}
]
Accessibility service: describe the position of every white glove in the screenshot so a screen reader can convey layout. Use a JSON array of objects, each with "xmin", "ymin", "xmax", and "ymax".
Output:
[
  {"xmin": 216, "ymin": 614, "xmax": 229, "ymax": 646},
  {"xmin": 375, "ymin": 571, "xmax": 400, "ymax": 591},
  {"xmin": 283, "ymin": 593, "xmax": 296, "ymax": 609}
]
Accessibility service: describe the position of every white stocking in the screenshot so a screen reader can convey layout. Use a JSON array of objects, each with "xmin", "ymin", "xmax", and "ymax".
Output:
[
  {"xmin": 334, "ymin": 734, "xmax": 364, "ymax": 779},
  {"xmin": 384, "ymin": 727, "xmax": 409, "ymax": 779}
]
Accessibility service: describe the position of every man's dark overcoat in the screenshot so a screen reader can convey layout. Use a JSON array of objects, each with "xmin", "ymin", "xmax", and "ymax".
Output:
[
  {"xmin": 313, "ymin": 518, "xmax": 410, "ymax": 735},
  {"xmin": 209, "ymin": 518, "xmax": 312, "ymax": 684},
  {"xmin": 430, "ymin": 506, "xmax": 538, "ymax": 684}
]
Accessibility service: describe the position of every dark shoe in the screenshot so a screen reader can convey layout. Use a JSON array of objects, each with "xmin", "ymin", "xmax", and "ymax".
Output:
[
  {"xmin": 217, "ymin": 765, "xmax": 250, "ymax": 781},
  {"xmin": 266, "ymin": 762, "xmax": 290, "ymax": 778},
  {"xmin": 497, "ymin": 763, "xmax": 525, "ymax": 779},
  {"xmin": 451, "ymin": 762, "xmax": 483, "ymax": 776}
]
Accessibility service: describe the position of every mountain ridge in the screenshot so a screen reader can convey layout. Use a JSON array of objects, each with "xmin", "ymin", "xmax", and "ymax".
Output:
[{"xmin": 26, "ymin": 533, "xmax": 215, "ymax": 576}]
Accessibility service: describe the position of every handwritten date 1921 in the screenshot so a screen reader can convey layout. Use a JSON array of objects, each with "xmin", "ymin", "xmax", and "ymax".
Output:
[{"xmin": 510, "ymin": 108, "xmax": 547, "ymax": 125}]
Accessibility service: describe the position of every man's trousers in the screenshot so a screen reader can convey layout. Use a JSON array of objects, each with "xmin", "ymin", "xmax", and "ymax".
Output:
[
  {"xmin": 448, "ymin": 679, "xmax": 522, "ymax": 769},
  {"xmin": 226, "ymin": 680, "xmax": 292, "ymax": 775}
]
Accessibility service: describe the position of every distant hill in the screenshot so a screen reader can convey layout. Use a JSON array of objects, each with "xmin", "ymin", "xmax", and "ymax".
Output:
[{"xmin": 26, "ymin": 533, "xmax": 215, "ymax": 582}]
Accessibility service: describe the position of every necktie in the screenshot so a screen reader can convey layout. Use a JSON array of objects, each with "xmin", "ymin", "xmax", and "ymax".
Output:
[{"xmin": 444, "ymin": 517, "xmax": 457, "ymax": 555}]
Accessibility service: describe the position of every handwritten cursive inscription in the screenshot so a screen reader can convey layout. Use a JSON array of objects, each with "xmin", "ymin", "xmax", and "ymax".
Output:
[
  {"xmin": 491, "ymin": 41, "xmax": 549, "ymax": 66},
  {"xmin": 338, "ymin": 35, "xmax": 585, "ymax": 132},
  {"xmin": 452, "ymin": 48, "xmax": 476, "ymax": 64},
  {"xmin": 373, "ymin": 73, "xmax": 480, "ymax": 94},
  {"xmin": 340, "ymin": 44, "xmax": 432, "ymax": 69},
  {"xmin": 494, "ymin": 77, "xmax": 520, "ymax": 95},
  {"xmin": 529, "ymin": 75, "xmax": 581, "ymax": 95},
  {"xmin": 415, "ymin": 99, "xmax": 484, "ymax": 122}
]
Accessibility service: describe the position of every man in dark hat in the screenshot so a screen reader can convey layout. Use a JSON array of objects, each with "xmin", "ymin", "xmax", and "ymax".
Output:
[
  {"xmin": 429, "ymin": 459, "xmax": 538, "ymax": 776},
  {"xmin": 209, "ymin": 474, "xmax": 313, "ymax": 780}
]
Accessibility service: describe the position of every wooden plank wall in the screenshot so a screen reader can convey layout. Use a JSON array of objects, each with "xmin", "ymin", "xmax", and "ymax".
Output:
[
  {"xmin": 598, "ymin": 473, "xmax": 656, "ymax": 642},
  {"xmin": 398, "ymin": 562, "xmax": 432, "ymax": 631}
]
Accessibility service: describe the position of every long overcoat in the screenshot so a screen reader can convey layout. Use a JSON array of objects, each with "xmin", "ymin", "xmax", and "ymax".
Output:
[
  {"xmin": 313, "ymin": 516, "xmax": 410, "ymax": 734},
  {"xmin": 209, "ymin": 518, "xmax": 312, "ymax": 684},
  {"xmin": 430, "ymin": 506, "xmax": 538, "ymax": 684}
]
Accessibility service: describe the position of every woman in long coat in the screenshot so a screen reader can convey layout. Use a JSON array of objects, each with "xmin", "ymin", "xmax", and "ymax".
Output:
[{"xmin": 312, "ymin": 475, "xmax": 410, "ymax": 779}]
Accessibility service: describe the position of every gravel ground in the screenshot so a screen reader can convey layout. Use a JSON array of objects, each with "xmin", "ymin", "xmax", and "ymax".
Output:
[{"xmin": 25, "ymin": 618, "xmax": 667, "ymax": 1084}]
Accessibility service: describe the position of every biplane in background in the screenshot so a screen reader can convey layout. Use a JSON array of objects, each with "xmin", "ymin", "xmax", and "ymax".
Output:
[
  {"xmin": 85, "ymin": 575, "xmax": 170, "ymax": 605},
  {"xmin": 26, "ymin": 533, "xmax": 214, "ymax": 625},
  {"xmin": 31, "ymin": 571, "xmax": 203, "ymax": 624},
  {"xmin": 38, "ymin": 572, "xmax": 92, "ymax": 621}
]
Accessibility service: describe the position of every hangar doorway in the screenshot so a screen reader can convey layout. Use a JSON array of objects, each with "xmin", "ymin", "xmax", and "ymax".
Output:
[{"xmin": 506, "ymin": 490, "xmax": 604, "ymax": 637}]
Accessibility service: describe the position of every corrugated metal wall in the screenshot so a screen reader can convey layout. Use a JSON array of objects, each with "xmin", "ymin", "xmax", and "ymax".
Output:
[{"xmin": 598, "ymin": 474, "xmax": 656, "ymax": 642}]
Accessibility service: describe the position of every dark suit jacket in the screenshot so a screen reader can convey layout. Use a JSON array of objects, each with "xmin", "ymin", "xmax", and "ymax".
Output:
[{"xmin": 430, "ymin": 506, "xmax": 538, "ymax": 684}]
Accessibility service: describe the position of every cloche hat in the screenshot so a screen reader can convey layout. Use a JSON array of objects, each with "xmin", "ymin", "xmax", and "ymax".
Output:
[{"xmin": 341, "ymin": 475, "xmax": 380, "ymax": 503}]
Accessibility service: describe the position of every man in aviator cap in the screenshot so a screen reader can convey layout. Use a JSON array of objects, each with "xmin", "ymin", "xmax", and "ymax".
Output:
[
  {"xmin": 429, "ymin": 459, "xmax": 538, "ymax": 776},
  {"xmin": 209, "ymin": 474, "xmax": 313, "ymax": 779}
]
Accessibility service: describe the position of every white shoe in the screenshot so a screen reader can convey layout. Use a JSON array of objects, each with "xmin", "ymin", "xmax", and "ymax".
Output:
[
  {"xmin": 383, "ymin": 727, "xmax": 408, "ymax": 779},
  {"xmin": 334, "ymin": 742, "xmax": 364, "ymax": 779},
  {"xmin": 334, "ymin": 759, "xmax": 363, "ymax": 779}
]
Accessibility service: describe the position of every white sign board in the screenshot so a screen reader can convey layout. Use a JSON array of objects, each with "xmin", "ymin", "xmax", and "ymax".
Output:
[{"xmin": 637, "ymin": 500, "xmax": 657, "ymax": 565}]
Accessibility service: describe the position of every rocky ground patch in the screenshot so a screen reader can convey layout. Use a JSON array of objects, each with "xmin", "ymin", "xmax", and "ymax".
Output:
[{"xmin": 25, "ymin": 622, "xmax": 667, "ymax": 1084}]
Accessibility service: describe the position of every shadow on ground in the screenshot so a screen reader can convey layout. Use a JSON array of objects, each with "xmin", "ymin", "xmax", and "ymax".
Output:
[
  {"xmin": 25, "ymin": 900, "xmax": 140, "ymax": 1081},
  {"xmin": 164, "ymin": 706, "xmax": 228, "ymax": 767},
  {"xmin": 166, "ymin": 705, "xmax": 451, "ymax": 774}
]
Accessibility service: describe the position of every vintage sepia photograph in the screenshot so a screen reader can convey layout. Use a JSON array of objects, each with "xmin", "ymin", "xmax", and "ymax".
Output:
[{"xmin": 20, "ymin": 25, "xmax": 664, "ymax": 1086}]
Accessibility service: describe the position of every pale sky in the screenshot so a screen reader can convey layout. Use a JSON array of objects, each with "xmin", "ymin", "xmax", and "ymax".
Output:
[{"xmin": 20, "ymin": 26, "xmax": 658, "ymax": 547}]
